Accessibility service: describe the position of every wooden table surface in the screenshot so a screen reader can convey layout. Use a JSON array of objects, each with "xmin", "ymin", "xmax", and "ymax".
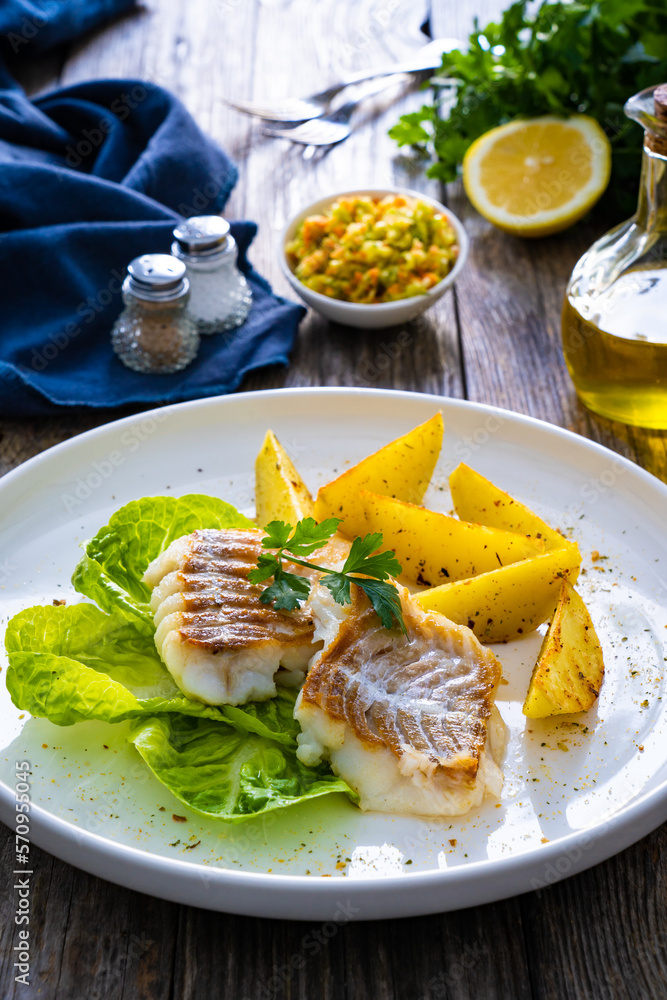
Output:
[{"xmin": 1, "ymin": 1, "xmax": 666, "ymax": 997}]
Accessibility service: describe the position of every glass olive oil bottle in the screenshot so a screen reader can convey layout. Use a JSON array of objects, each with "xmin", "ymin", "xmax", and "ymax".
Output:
[{"xmin": 562, "ymin": 84, "xmax": 667, "ymax": 429}]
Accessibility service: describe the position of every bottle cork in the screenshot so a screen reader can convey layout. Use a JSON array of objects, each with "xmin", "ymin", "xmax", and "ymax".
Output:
[{"xmin": 647, "ymin": 83, "xmax": 667, "ymax": 156}]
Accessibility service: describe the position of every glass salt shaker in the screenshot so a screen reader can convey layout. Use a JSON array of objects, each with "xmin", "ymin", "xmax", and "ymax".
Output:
[
  {"xmin": 171, "ymin": 216, "xmax": 252, "ymax": 334},
  {"xmin": 111, "ymin": 254, "xmax": 199, "ymax": 374}
]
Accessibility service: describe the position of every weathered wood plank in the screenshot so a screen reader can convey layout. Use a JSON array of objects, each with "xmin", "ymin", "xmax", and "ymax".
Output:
[
  {"xmin": 0, "ymin": 411, "xmax": 122, "ymax": 479},
  {"xmin": 436, "ymin": 899, "xmax": 532, "ymax": 1000},
  {"xmin": 342, "ymin": 899, "xmax": 533, "ymax": 1000},
  {"xmin": 0, "ymin": 837, "xmax": 72, "ymax": 1000},
  {"xmin": 59, "ymin": 0, "xmax": 257, "ymax": 222},
  {"xmin": 0, "ymin": 827, "xmax": 181, "ymax": 1000},
  {"xmin": 520, "ymin": 824, "xmax": 667, "ymax": 1000},
  {"xmin": 170, "ymin": 908, "xmax": 351, "ymax": 1000},
  {"xmin": 3, "ymin": 822, "xmax": 667, "ymax": 999}
]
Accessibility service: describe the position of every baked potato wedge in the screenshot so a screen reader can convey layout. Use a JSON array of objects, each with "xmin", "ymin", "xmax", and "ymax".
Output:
[
  {"xmin": 523, "ymin": 580, "xmax": 604, "ymax": 717},
  {"xmin": 360, "ymin": 490, "xmax": 545, "ymax": 586},
  {"xmin": 255, "ymin": 430, "xmax": 314, "ymax": 526},
  {"xmin": 449, "ymin": 463, "xmax": 577, "ymax": 553},
  {"xmin": 414, "ymin": 545, "xmax": 581, "ymax": 643},
  {"xmin": 314, "ymin": 413, "xmax": 444, "ymax": 539}
]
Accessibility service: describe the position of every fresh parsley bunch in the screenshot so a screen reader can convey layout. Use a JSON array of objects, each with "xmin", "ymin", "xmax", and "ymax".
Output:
[
  {"xmin": 248, "ymin": 517, "xmax": 406, "ymax": 633},
  {"xmin": 390, "ymin": 0, "xmax": 667, "ymax": 215}
]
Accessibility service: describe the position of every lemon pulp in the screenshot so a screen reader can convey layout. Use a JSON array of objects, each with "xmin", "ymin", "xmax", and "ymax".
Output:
[{"xmin": 463, "ymin": 116, "xmax": 611, "ymax": 237}]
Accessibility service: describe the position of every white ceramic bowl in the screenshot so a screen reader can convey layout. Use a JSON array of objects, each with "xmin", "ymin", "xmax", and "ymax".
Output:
[{"xmin": 280, "ymin": 187, "xmax": 469, "ymax": 329}]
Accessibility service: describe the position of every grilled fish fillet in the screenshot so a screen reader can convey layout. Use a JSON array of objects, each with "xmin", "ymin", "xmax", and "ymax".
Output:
[
  {"xmin": 295, "ymin": 585, "xmax": 506, "ymax": 815},
  {"xmin": 143, "ymin": 528, "xmax": 318, "ymax": 706}
]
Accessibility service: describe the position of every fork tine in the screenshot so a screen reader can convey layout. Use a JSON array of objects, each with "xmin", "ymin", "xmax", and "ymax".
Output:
[
  {"xmin": 225, "ymin": 100, "xmax": 291, "ymax": 116},
  {"xmin": 224, "ymin": 97, "xmax": 327, "ymax": 122},
  {"xmin": 262, "ymin": 125, "xmax": 315, "ymax": 142},
  {"xmin": 262, "ymin": 122, "xmax": 348, "ymax": 145},
  {"xmin": 262, "ymin": 100, "xmax": 355, "ymax": 144},
  {"xmin": 227, "ymin": 101, "xmax": 292, "ymax": 115}
]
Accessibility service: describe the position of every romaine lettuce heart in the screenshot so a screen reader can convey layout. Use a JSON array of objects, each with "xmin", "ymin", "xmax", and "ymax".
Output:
[
  {"xmin": 72, "ymin": 494, "xmax": 255, "ymax": 627},
  {"xmin": 4, "ymin": 495, "xmax": 356, "ymax": 821},
  {"xmin": 130, "ymin": 714, "xmax": 355, "ymax": 823}
]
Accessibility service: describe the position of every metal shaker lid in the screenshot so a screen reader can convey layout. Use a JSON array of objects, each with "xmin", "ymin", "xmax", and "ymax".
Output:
[
  {"xmin": 125, "ymin": 254, "xmax": 189, "ymax": 301},
  {"xmin": 173, "ymin": 216, "xmax": 231, "ymax": 255}
]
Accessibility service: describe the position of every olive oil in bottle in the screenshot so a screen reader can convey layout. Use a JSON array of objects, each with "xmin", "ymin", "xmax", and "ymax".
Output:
[
  {"xmin": 562, "ymin": 265, "xmax": 667, "ymax": 428},
  {"xmin": 562, "ymin": 84, "xmax": 667, "ymax": 429}
]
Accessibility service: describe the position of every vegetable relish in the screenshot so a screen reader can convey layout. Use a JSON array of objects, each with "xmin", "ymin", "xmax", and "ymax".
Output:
[{"xmin": 286, "ymin": 194, "xmax": 458, "ymax": 303}]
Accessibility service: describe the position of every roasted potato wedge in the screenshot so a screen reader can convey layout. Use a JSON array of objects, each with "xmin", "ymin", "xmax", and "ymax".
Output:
[
  {"xmin": 449, "ymin": 463, "xmax": 577, "ymax": 553},
  {"xmin": 360, "ymin": 490, "xmax": 545, "ymax": 586},
  {"xmin": 414, "ymin": 546, "xmax": 581, "ymax": 643},
  {"xmin": 314, "ymin": 413, "xmax": 444, "ymax": 539},
  {"xmin": 255, "ymin": 430, "xmax": 314, "ymax": 526},
  {"xmin": 523, "ymin": 580, "xmax": 604, "ymax": 717}
]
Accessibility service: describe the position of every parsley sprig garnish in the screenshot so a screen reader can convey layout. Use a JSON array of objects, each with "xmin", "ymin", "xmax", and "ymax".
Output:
[{"xmin": 247, "ymin": 517, "xmax": 406, "ymax": 633}]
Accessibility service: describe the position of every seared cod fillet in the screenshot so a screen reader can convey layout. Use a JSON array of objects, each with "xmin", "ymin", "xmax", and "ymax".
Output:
[
  {"xmin": 143, "ymin": 528, "xmax": 318, "ymax": 706},
  {"xmin": 295, "ymin": 585, "xmax": 506, "ymax": 816}
]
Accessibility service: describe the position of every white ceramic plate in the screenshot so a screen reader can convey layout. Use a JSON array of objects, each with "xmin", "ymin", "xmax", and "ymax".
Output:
[{"xmin": 1, "ymin": 388, "xmax": 666, "ymax": 921}]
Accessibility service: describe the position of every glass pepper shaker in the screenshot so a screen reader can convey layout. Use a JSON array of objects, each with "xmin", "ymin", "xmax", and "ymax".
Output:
[
  {"xmin": 111, "ymin": 254, "xmax": 199, "ymax": 374},
  {"xmin": 561, "ymin": 83, "xmax": 667, "ymax": 428},
  {"xmin": 171, "ymin": 216, "xmax": 252, "ymax": 335}
]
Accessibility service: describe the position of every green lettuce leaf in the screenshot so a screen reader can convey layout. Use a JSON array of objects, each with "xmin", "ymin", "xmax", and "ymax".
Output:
[
  {"xmin": 130, "ymin": 714, "xmax": 355, "ymax": 822},
  {"xmin": 5, "ymin": 495, "xmax": 356, "ymax": 820},
  {"xmin": 221, "ymin": 687, "xmax": 301, "ymax": 746},
  {"xmin": 72, "ymin": 494, "xmax": 254, "ymax": 627},
  {"xmin": 6, "ymin": 607, "xmax": 353, "ymax": 820},
  {"xmin": 6, "ymin": 603, "xmax": 302, "ymax": 741},
  {"xmin": 5, "ymin": 603, "xmax": 225, "ymax": 725}
]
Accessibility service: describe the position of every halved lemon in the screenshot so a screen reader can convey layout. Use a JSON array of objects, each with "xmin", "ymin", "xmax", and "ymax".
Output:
[{"xmin": 462, "ymin": 115, "xmax": 611, "ymax": 238}]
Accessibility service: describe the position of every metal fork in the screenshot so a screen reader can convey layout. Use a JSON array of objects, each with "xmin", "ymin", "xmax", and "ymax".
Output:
[
  {"xmin": 226, "ymin": 37, "xmax": 462, "ymax": 123},
  {"xmin": 261, "ymin": 98, "xmax": 365, "ymax": 146},
  {"xmin": 262, "ymin": 63, "xmax": 435, "ymax": 146}
]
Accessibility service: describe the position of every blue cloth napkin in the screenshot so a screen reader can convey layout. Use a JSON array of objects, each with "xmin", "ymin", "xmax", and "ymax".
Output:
[{"xmin": 0, "ymin": 1, "xmax": 305, "ymax": 415}]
